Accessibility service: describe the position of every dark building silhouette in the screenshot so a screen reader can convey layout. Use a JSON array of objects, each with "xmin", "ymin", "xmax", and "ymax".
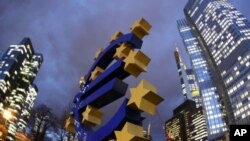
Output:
[{"xmin": 165, "ymin": 100, "xmax": 208, "ymax": 141}]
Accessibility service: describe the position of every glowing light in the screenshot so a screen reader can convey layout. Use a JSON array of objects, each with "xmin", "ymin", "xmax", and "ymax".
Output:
[{"xmin": 3, "ymin": 110, "xmax": 12, "ymax": 120}]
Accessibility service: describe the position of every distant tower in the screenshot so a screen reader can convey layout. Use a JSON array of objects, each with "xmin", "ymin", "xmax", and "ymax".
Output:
[
  {"xmin": 168, "ymin": 46, "xmax": 208, "ymax": 141},
  {"xmin": 174, "ymin": 47, "xmax": 202, "ymax": 107},
  {"xmin": 0, "ymin": 38, "xmax": 43, "ymax": 140}
]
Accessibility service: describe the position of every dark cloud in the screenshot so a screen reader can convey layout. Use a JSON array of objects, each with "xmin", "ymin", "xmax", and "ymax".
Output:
[{"xmin": 1, "ymin": 0, "xmax": 249, "ymax": 140}]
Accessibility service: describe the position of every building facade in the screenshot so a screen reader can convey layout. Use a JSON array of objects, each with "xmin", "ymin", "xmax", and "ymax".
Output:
[
  {"xmin": 0, "ymin": 38, "xmax": 43, "ymax": 140},
  {"xmin": 177, "ymin": 18, "xmax": 227, "ymax": 140},
  {"xmin": 165, "ymin": 100, "xmax": 208, "ymax": 141},
  {"xmin": 174, "ymin": 47, "xmax": 202, "ymax": 107},
  {"xmin": 184, "ymin": 0, "xmax": 250, "ymax": 125}
]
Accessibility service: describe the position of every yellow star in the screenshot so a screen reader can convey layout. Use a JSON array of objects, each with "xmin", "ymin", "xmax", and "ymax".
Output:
[
  {"xmin": 115, "ymin": 122, "xmax": 150, "ymax": 141},
  {"xmin": 82, "ymin": 105, "xmax": 103, "ymax": 127},
  {"xmin": 130, "ymin": 18, "xmax": 151, "ymax": 39},
  {"xmin": 90, "ymin": 66, "xmax": 104, "ymax": 81},
  {"xmin": 110, "ymin": 31, "xmax": 124, "ymax": 43},
  {"xmin": 127, "ymin": 80, "xmax": 164, "ymax": 115},
  {"xmin": 123, "ymin": 50, "xmax": 150, "ymax": 77},
  {"xmin": 113, "ymin": 43, "xmax": 132, "ymax": 60},
  {"xmin": 94, "ymin": 48, "xmax": 104, "ymax": 60},
  {"xmin": 65, "ymin": 115, "xmax": 76, "ymax": 133}
]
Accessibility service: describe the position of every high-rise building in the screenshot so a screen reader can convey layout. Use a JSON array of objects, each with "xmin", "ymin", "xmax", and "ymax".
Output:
[
  {"xmin": 0, "ymin": 38, "xmax": 43, "ymax": 140},
  {"xmin": 166, "ymin": 113, "xmax": 186, "ymax": 141},
  {"xmin": 165, "ymin": 100, "xmax": 208, "ymax": 141},
  {"xmin": 177, "ymin": 18, "xmax": 227, "ymax": 140},
  {"xmin": 184, "ymin": 0, "xmax": 250, "ymax": 125},
  {"xmin": 174, "ymin": 47, "xmax": 202, "ymax": 107}
]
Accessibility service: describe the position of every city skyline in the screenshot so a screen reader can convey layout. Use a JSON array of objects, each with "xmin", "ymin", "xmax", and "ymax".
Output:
[{"xmin": 0, "ymin": 0, "xmax": 250, "ymax": 140}]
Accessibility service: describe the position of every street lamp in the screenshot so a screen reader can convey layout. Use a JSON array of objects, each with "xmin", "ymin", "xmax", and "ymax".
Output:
[{"xmin": 3, "ymin": 110, "xmax": 12, "ymax": 121}]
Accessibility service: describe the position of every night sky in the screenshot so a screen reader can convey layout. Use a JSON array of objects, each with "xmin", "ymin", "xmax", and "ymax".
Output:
[{"xmin": 0, "ymin": 0, "xmax": 250, "ymax": 140}]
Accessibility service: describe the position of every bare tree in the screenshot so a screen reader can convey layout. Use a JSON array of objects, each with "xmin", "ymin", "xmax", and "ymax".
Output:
[{"xmin": 28, "ymin": 104, "xmax": 57, "ymax": 141}]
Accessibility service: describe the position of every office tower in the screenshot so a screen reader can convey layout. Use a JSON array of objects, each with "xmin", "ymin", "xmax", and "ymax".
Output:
[
  {"xmin": 0, "ymin": 38, "xmax": 43, "ymax": 140},
  {"xmin": 184, "ymin": 0, "xmax": 250, "ymax": 125},
  {"xmin": 177, "ymin": 18, "xmax": 227, "ymax": 140},
  {"xmin": 165, "ymin": 100, "xmax": 208, "ymax": 141},
  {"xmin": 174, "ymin": 48, "xmax": 202, "ymax": 107}
]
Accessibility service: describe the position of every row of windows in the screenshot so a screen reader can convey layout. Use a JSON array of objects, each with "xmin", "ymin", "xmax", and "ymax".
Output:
[
  {"xmin": 228, "ymin": 80, "xmax": 244, "ymax": 95},
  {"xmin": 210, "ymin": 128, "xmax": 227, "ymax": 135},
  {"xmin": 223, "ymin": 54, "xmax": 250, "ymax": 86},
  {"xmin": 234, "ymin": 103, "xmax": 250, "ymax": 118}
]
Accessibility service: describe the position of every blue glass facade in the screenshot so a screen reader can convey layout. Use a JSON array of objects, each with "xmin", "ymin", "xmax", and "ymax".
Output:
[
  {"xmin": 177, "ymin": 19, "xmax": 227, "ymax": 140},
  {"xmin": 184, "ymin": 0, "xmax": 250, "ymax": 125}
]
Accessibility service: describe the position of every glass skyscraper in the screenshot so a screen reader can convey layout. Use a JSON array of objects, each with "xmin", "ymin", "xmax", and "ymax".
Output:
[
  {"xmin": 184, "ymin": 0, "xmax": 250, "ymax": 125},
  {"xmin": 174, "ymin": 48, "xmax": 202, "ymax": 107},
  {"xmin": 177, "ymin": 19, "xmax": 227, "ymax": 140},
  {"xmin": 167, "ymin": 48, "xmax": 208, "ymax": 141}
]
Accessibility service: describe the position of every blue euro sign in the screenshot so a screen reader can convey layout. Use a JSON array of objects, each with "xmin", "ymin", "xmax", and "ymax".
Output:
[{"xmin": 72, "ymin": 33, "xmax": 144, "ymax": 141}]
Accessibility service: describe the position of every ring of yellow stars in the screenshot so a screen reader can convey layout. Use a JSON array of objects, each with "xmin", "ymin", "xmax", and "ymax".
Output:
[
  {"xmin": 65, "ymin": 115, "xmax": 76, "ymax": 133},
  {"xmin": 123, "ymin": 50, "xmax": 150, "ymax": 77},
  {"xmin": 90, "ymin": 66, "xmax": 104, "ymax": 81},
  {"xmin": 127, "ymin": 80, "xmax": 164, "ymax": 115},
  {"xmin": 113, "ymin": 43, "xmax": 132, "ymax": 60},
  {"xmin": 130, "ymin": 18, "xmax": 152, "ymax": 39},
  {"xmin": 94, "ymin": 48, "xmax": 104, "ymax": 60},
  {"xmin": 82, "ymin": 105, "xmax": 103, "ymax": 127},
  {"xmin": 110, "ymin": 31, "xmax": 124, "ymax": 43},
  {"xmin": 115, "ymin": 122, "xmax": 150, "ymax": 141}
]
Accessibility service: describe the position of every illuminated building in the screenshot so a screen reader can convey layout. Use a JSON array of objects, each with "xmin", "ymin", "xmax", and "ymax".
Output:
[
  {"xmin": 0, "ymin": 38, "xmax": 43, "ymax": 140},
  {"xmin": 165, "ymin": 100, "xmax": 208, "ymax": 141},
  {"xmin": 174, "ymin": 47, "xmax": 202, "ymax": 107},
  {"xmin": 177, "ymin": 18, "xmax": 227, "ymax": 140},
  {"xmin": 166, "ymin": 114, "xmax": 185, "ymax": 141},
  {"xmin": 184, "ymin": 0, "xmax": 250, "ymax": 126}
]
